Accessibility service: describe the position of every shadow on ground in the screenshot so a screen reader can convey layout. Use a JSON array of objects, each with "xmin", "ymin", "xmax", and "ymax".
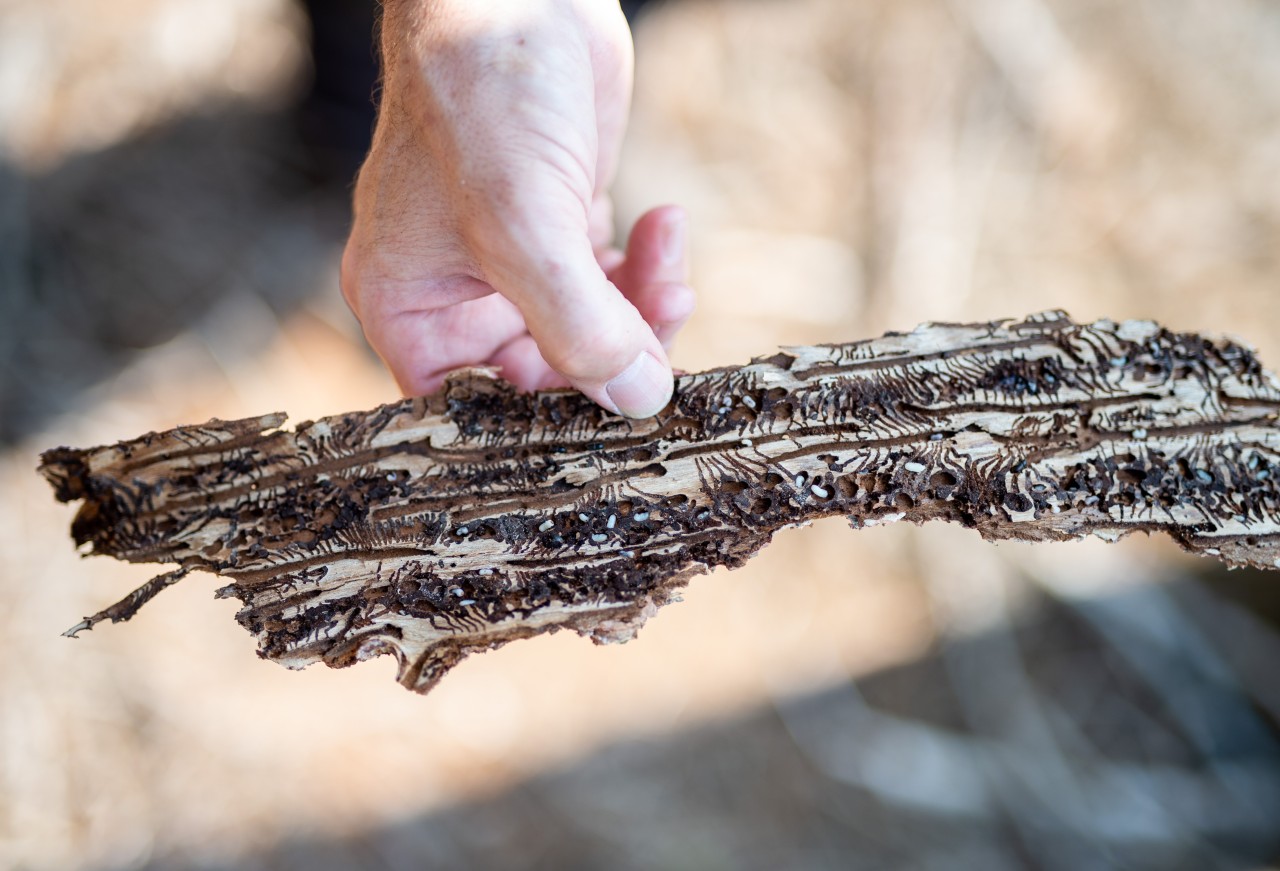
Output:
[
  {"xmin": 0, "ymin": 103, "xmax": 357, "ymax": 445},
  {"xmin": 130, "ymin": 568, "xmax": 1280, "ymax": 871}
]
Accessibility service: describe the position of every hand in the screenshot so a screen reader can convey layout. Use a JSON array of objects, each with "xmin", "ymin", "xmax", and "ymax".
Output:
[{"xmin": 340, "ymin": 0, "xmax": 695, "ymax": 418}]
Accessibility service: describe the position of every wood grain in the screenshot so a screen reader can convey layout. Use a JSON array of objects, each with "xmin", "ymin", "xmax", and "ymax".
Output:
[{"xmin": 40, "ymin": 312, "xmax": 1280, "ymax": 693}]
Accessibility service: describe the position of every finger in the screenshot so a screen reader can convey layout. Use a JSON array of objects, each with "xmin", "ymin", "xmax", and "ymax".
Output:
[
  {"xmin": 596, "ymin": 246, "xmax": 625, "ymax": 276},
  {"xmin": 590, "ymin": 195, "xmax": 626, "ymax": 274},
  {"xmin": 362, "ymin": 293, "xmax": 545, "ymax": 395},
  {"xmin": 610, "ymin": 205, "xmax": 690, "ymax": 295},
  {"xmin": 588, "ymin": 193, "xmax": 616, "ymax": 254},
  {"xmin": 579, "ymin": 2, "xmax": 634, "ymax": 190},
  {"xmin": 608, "ymin": 205, "xmax": 695, "ymax": 349},
  {"xmin": 614, "ymin": 280, "xmax": 696, "ymax": 349},
  {"xmin": 489, "ymin": 334, "xmax": 571, "ymax": 391},
  {"xmin": 480, "ymin": 221, "xmax": 674, "ymax": 418}
]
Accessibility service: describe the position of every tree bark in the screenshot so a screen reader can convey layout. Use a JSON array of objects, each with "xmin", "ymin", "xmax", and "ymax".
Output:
[{"xmin": 39, "ymin": 312, "xmax": 1280, "ymax": 693}]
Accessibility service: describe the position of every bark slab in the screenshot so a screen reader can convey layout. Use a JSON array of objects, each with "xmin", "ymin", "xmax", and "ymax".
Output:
[{"xmin": 39, "ymin": 312, "xmax": 1280, "ymax": 693}]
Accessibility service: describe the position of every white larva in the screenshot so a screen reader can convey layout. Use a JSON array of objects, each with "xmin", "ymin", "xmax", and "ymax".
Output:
[
  {"xmin": 607, "ymin": 514, "xmax": 617, "ymax": 529},
  {"xmin": 633, "ymin": 512, "xmax": 650, "ymax": 522},
  {"xmin": 742, "ymin": 396, "xmax": 757, "ymax": 409},
  {"xmin": 591, "ymin": 533, "xmax": 608, "ymax": 543},
  {"xmin": 810, "ymin": 485, "xmax": 830, "ymax": 499},
  {"xmin": 1132, "ymin": 428, "xmax": 1148, "ymax": 440},
  {"xmin": 456, "ymin": 526, "xmax": 469, "ymax": 535},
  {"xmin": 538, "ymin": 519, "xmax": 555, "ymax": 533},
  {"xmin": 478, "ymin": 568, "xmax": 494, "ymax": 576},
  {"xmin": 904, "ymin": 462, "xmax": 926, "ymax": 473}
]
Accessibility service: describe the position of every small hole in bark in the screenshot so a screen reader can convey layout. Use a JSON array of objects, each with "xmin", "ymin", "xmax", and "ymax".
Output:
[
  {"xmin": 894, "ymin": 493, "xmax": 915, "ymax": 511},
  {"xmin": 773, "ymin": 402, "xmax": 795, "ymax": 420},
  {"xmin": 721, "ymin": 481, "xmax": 748, "ymax": 495},
  {"xmin": 930, "ymin": 471, "xmax": 958, "ymax": 488},
  {"xmin": 665, "ymin": 495, "xmax": 689, "ymax": 507},
  {"xmin": 836, "ymin": 476, "xmax": 857, "ymax": 498},
  {"xmin": 1004, "ymin": 493, "xmax": 1032, "ymax": 513},
  {"xmin": 763, "ymin": 473, "xmax": 784, "ymax": 490},
  {"xmin": 750, "ymin": 497, "xmax": 772, "ymax": 514}
]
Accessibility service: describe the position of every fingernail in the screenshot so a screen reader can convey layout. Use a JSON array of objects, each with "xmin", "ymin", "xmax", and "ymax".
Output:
[
  {"xmin": 660, "ymin": 212, "xmax": 686, "ymax": 266},
  {"xmin": 606, "ymin": 352, "xmax": 673, "ymax": 418}
]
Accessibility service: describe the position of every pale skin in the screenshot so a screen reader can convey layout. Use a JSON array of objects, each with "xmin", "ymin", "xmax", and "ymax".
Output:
[{"xmin": 341, "ymin": 0, "xmax": 694, "ymax": 418}]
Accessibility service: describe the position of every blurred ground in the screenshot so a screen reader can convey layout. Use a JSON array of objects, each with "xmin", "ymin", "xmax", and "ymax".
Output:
[{"xmin": 2, "ymin": 0, "xmax": 1280, "ymax": 869}]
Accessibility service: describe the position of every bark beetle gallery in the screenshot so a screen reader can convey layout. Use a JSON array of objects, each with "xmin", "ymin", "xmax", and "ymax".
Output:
[{"xmin": 39, "ymin": 312, "xmax": 1280, "ymax": 694}]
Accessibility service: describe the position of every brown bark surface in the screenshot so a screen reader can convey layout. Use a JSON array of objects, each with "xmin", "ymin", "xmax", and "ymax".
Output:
[{"xmin": 39, "ymin": 312, "xmax": 1280, "ymax": 693}]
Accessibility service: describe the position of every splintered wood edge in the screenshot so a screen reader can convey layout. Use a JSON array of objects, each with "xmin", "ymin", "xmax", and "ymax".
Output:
[{"xmin": 39, "ymin": 311, "xmax": 1280, "ymax": 694}]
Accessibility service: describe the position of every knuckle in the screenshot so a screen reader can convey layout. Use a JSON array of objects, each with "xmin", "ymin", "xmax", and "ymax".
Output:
[{"xmin": 338, "ymin": 246, "xmax": 364, "ymax": 313}]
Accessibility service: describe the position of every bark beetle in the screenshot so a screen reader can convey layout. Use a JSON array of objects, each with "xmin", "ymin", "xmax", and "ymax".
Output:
[{"xmin": 39, "ymin": 312, "xmax": 1280, "ymax": 693}]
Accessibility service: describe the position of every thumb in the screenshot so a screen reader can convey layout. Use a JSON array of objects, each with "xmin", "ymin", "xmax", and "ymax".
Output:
[{"xmin": 483, "ymin": 230, "xmax": 674, "ymax": 418}]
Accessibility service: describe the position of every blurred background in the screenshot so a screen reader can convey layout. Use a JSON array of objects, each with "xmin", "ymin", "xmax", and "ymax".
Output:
[{"xmin": 2, "ymin": 0, "xmax": 1280, "ymax": 868}]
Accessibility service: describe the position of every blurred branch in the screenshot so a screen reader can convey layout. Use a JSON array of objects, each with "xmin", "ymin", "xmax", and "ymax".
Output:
[{"xmin": 40, "ymin": 312, "xmax": 1280, "ymax": 693}]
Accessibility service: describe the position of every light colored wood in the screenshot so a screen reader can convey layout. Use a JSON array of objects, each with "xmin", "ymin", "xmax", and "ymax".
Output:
[{"xmin": 40, "ymin": 312, "xmax": 1280, "ymax": 693}]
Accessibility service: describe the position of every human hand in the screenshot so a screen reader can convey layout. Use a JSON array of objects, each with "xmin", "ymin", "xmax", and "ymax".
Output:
[{"xmin": 340, "ymin": 0, "xmax": 694, "ymax": 418}]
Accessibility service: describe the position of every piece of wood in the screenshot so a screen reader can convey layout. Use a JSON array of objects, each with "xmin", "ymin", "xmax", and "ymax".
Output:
[{"xmin": 39, "ymin": 312, "xmax": 1280, "ymax": 693}]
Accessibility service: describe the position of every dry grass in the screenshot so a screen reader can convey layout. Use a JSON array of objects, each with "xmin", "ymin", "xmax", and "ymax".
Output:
[{"xmin": 2, "ymin": 0, "xmax": 1280, "ymax": 868}]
